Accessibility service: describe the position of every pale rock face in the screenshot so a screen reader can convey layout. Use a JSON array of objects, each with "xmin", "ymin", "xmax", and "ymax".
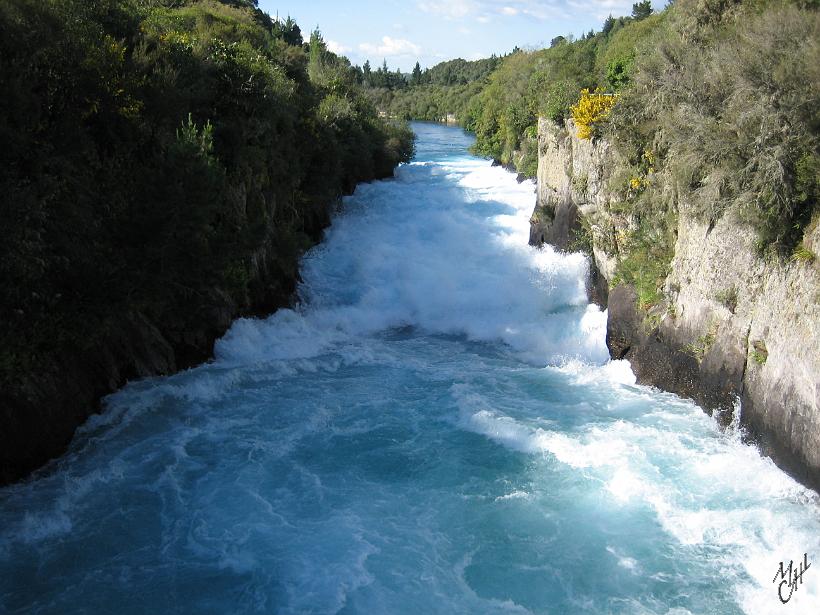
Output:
[
  {"xmin": 531, "ymin": 116, "xmax": 820, "ymax": 490},
  {"xmin": 531, "ymin": 117, "xmax": 621, "ymax": 278}
]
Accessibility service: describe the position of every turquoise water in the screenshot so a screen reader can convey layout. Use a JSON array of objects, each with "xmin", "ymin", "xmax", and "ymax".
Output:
[{"xmin": 1, "ymin": 122, "xmax": 819, "ymax": 614}]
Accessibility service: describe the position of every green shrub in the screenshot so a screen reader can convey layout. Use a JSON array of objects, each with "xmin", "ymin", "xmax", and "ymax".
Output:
[
  {"xmin": 751, "ymin": 340, "xmax": 768, "ymax": 365},
  {"xmin": 715, "ymin": 287, "xmax": 739, "ymax": 313},
  {"xmin": 684, "ymin": 322, "xmax": 719, "ymax": 362},
  {"xmin": 791, "ymin": 242, "xmax": 817, "ymax": 263},
  {"xmin": 612, "ymin": 220, "xmax": 675, "ymax": 310}
]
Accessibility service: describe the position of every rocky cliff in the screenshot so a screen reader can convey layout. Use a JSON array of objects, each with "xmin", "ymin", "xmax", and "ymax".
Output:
[{"xmin": 530, "ymin": 116, "xmax": 820, "ymax": 491}]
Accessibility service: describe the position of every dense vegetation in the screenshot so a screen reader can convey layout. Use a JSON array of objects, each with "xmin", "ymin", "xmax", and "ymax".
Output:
[
  {"xmin": 0, "ymin": 0, "xmax": 413, "ymax": 390},
  {"xmin": 604, "ymin": 0, "xmax": 819, "ymax": 306},
  {"xmin": 610, "ymin": 0, "xmax": 820, "ymax": 254},
  {"xmin": 361, "ymin": 56, "xmax": 502, "ymax": 123}
]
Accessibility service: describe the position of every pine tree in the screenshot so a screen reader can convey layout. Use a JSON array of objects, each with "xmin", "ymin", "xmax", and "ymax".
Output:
[
  {"xmin": 308, "ymin": 27, "xmax": 325, "ymax": 81},
  {"xmin": 632, "ymin": 0, "xmax": 652, "ymax": 20},
  {"xmin": 410, "ymin": 61, "xmax": 422, "ymax": 86},
  {"xmin": 362, "ymin": 60, "xmax": 371, "ymax": 86},
  {"xmin": 272, "ymin": 16, "xmax": 302, "ymax": 46}
]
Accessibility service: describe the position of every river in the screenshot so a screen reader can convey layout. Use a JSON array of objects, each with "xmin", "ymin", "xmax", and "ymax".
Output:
[{"xmin": 1, "ymin": 122, "xmax": 818, "ymax": 614}]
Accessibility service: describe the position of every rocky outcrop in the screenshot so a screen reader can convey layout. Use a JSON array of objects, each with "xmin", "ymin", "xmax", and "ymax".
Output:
[
  {"xmin": 531, "ymin": 116, "xmax": 820, "ymax": 491},
  {"xmin": 529, "ymin": 117, "xmax": 624, "ymax": 307}
]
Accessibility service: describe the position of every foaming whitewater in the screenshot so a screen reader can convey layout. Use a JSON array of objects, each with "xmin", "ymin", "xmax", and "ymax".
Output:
[{"xmin": 1, "ymin": 123, "xmax": 818, "ymax": 615}]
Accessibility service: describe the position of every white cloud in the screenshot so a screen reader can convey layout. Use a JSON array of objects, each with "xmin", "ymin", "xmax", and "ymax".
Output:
[
  {"xmin": 417, "ymin": 0, "xmax": 476, "ymax": 19},
  {"xmin": 326, "ymin": 40, "xmax": 351, "ymax": 54},
  {"xmin": 566, "ymin": 0, "xmax": 639, "ymax": 20},
  {"xmin": 359, "ymin": 36, "xmax": 422, "ymax": 57},
  {"xmin": 419, "ymin": 1, "xmax": 558, "ymax": 22}
]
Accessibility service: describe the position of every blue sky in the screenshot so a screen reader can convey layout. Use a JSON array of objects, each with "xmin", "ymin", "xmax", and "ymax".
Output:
[{"xmin": 258, "ymin": 0, "xmax": 662, "ymax": 72}]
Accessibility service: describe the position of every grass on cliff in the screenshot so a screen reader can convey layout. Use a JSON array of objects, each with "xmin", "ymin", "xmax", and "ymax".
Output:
[{"xmin": 611, "ymin": 222, "xmax": 675, "ymax": 311}]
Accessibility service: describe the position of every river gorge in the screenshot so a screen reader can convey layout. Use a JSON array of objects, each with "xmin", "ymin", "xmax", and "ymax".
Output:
[{"xmin": 1, "ymin": 123, "xmax": 818, "ymax": 614}]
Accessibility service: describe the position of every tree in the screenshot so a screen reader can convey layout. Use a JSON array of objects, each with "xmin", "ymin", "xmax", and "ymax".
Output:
[
  {"xmin": 394, "ymin": 68, "xmax": 406, "ymax": 89},
  {"xmin": 308, "ymin": 27, "xmax": 326, "ymax": 81},
  {"xmin": 602, "ymin": 14, "xmax": 616, "ymax": 35},
  {"xmin": 410, "ymin": 61, "xmax": 422, "ymax": 86},
  {"xmin": 272, "ymin": 16, "xmax": 302, "ymax": 46},
  {"xmin": 606, "ymin": 57, "xmax": 633, "ymax": 90},
  {"xmin": 632, "ymin": 0, "xmax": 653, "ymax": 20},
  {"xmin": 309, "ymin": 27, "xmax": 325, "ymax": 62},
  {"xmin": 550, "ymin": 35, "xmax": 566, "ymax": 47},
  {"xmin": 362, "ymin": 60, "xmax": 371, "ymax": 85}
]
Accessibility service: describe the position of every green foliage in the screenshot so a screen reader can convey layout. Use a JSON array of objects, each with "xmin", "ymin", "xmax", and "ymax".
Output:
[
  {"xmin": 606, "ymin": 57, "xmax": 634, "ymax": 90},
  {"xmin": 421, "ymin": 56, "xmax": 501, "ymax": 86},
  {"xmin": 751, "ymin": 340, "xmax": 769, "ymax": 365},
  {"xmin": 632, "ymin": 0, "xmax": 653, "ymax": 20},
  {"xmin": 795, "ymin": 152, "xmax": 820, "ymax": 223},
  {"xmin": 598, "ymin": 13, "xmax": 663, "ymax": 89},
  {"xmin": 361, "ymin": 56, "xmax": 504, "ymax": 128},
  {"xmin": 537, "ymin": 80, "xmax": 579, "ymax": 122},
  {"xmin": 610, "ymin": 0, "xmax": 820, "ymax": 255},
  {"xmin": 570, "ymin": 215, "xmax": 595, "ymax": 255},
  {"xmin": 378, "ymin": 82, "xmax": 485, "ymax": 123},
  {"xmin": 612, "ymin": 216, "xmax": 675, "ymax": 311},
  {"xmin": 714, "ymin": 287, "xmax": 739, "ymax": 313},
  {"xmin": 0, "ymin": 0, "xmax": 413, "ymax": 387},
  {"xmin": 449, "ymin": 12, "xmax": 664, "ymax": 173},
  {"xmin": 410, "ymin": 61, "xmax": 423, "ymax": 86},
  {"xmin": 271, "ymin": 15, "xmax": 302, "ymax": 46},
  {"xmin": 359, "ymin": 58, "xmax": 407, "ymax": 90},
  {"xmin": 572, "ymin": 173, "xmax": 589, "ymax": 197},
  {"xmin": 176, "ymin": 113, "xmax": 215, "ymax": 161},
  {"xmin": 791, "ymin": 242, "xmax": 817, "ymax": 263},
  {"xmin": 465, "ymin": 50, "xmax": 542, "ymax": 164},
  {"xmin": 685, "ymin": 324, "xmax": 718, "ymax": 362}
]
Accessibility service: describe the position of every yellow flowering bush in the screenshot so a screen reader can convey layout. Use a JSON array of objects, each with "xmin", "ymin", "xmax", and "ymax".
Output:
[
  {"xmin": 571, "ymin": 88, "xmax": 618, "ymax": 140},
  {"xmin": 627, "ymin": 149, "xmax": 655, "ymax": 194}
]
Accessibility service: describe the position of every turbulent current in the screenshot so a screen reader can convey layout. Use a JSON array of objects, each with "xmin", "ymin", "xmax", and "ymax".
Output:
[{"xmin": 2, "ymin": 123, "xmax": 819, "ymax": 615}]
